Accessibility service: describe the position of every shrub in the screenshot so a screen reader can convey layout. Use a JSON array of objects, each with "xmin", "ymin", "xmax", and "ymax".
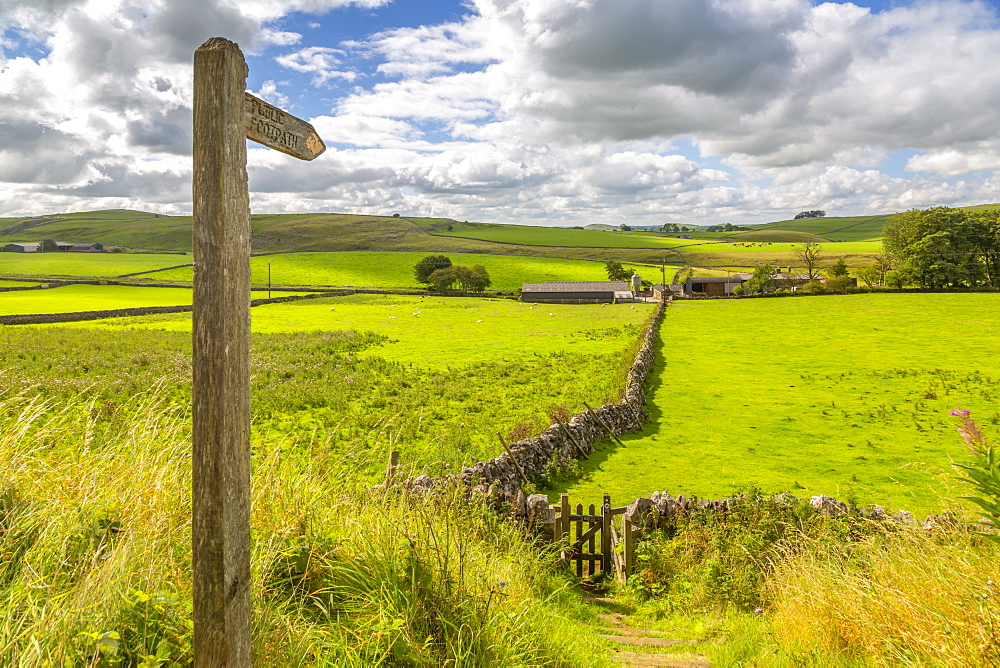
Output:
[{"xmin": 627, "ymin": 490, "xmax": 876, "ymax": 613}]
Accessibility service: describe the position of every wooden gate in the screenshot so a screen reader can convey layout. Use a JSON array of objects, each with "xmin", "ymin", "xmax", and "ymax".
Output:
[{"xmin": 551, "ymin": 492, "xmax": 635, "ymax": 581}]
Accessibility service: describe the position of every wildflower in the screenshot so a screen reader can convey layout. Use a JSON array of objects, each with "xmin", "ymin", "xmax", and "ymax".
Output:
[
  {"xmin": 754, "ymin": 608, "xmax": 763, "ymax": 614},
  {"xmin": 498, "ymin": 580, "xmax": 507, "ymax": 587},
  {"xmin": 951, "ymin": 408, "xmax": 986, "ymax": 453}
]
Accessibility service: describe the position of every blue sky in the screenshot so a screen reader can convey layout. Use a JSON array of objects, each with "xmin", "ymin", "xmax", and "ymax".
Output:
[{"xmin": 3, "ymin": 0, "xmax": 1000, "ymax": 225}]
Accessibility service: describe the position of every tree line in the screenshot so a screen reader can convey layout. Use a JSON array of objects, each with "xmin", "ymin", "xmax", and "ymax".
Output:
[
  {"xmin": 413, "ymin": 255, "xmax": 492, "ymax": 292},
  {"xmin": 883, "ymin": 207, "xmax": 1000, "ymax": 288}
]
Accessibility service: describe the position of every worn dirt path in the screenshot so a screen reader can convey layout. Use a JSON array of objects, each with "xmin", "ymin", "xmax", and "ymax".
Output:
[{"xmin": 584, "ymin": 595, "xmax": 713, "ymax": 667}]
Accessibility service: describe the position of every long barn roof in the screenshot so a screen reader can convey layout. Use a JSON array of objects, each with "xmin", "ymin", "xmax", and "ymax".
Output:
[{"xmin": 521, "ymin": 281, "xmax": 631, "ymax": 293}]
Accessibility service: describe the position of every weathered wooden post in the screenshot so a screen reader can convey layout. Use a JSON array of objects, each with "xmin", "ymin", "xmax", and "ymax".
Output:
[
  {"xmin": 559, "ymin": 492, "xmax": 571, "ymax": 561},
  {"xmin": 622, "ymin": 512, "xmax": 634, "ymax": 582},
  {"xmin": 384, "ymin": 449, "xmax": 400, "ymax": 488},
  {"xmin": 601, "ymin": 493, "xmax": 612, "ymax": 573},
  {"xmin": 192, "ymin": 37, "xmax": 252, "ymax": 667},
  {"xmin": 192, "ymin": 36, "xmax": 324, "ymax": 666}
]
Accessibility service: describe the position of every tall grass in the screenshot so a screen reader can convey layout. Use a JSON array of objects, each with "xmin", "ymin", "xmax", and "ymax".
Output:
[
  {"xmin": 0, "ymin": 389, "xmax": 608, "ymax": 665},
  {"xmin": 619, "ymin": 492, "xmax": 999, "ymax": 665},
  {"xmin": 769, "ymin": 526, "xmax": 1000, "ymax": 665}
]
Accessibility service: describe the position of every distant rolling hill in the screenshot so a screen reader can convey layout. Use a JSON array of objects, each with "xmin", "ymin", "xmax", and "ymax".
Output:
[
  {"xmin": 740, "ymin": 215, "xmax": 894, "ymax": 242},
  {"xmin": 722, "ymin": 229, "xmax": 831, "ymax": 243},
  {"xmin": 3, "ymin": 204, "xmax": 992, "ymax": 263}
]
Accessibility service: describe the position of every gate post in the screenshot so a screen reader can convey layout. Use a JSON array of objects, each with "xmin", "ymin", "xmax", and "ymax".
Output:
[
  {"xmin": 559, "ymin": 493, "xmax": 570, "ymax": 560},
  {"xmin": 623, "ymin": 511, "xmax": 634, "ymax": 581},
  {"xmin": 601, "ymin": 493, "xmax": 612, "ymax": 573}
]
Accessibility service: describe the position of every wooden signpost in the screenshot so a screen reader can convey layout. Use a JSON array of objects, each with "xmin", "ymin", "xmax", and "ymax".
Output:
[{"xmin": 192, "ymin": 37, "xmax": 325, "ymax": 666}]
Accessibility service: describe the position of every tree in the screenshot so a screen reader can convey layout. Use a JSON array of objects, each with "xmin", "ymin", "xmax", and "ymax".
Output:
[
  {"xmin": 794, "ymin": 210, "xmax": 826, "ymax": 219},
  {"xmin": 824, "ymin": 274, "xmax": 853, "ymax": 293},
  {"xmin": 827, "ymin": 258, "xmax": 849, "ymax": 277},
  {"xmin": 793, "ymin": 242, "xmax": 822, "ymax": 279},
  {"xmin": 744, "ymin": 263, "xmax": 775, "ymax": 295},
  {"xmin": 427, "ymin": 267, "xmax": 456, "ymax": 291},
  {"xmin": 872, "ymin": 253, "xmax": 892, "ymax": 286},
  {"xmin": 40, "ymin": 239, "xmax": 58, "ymax": 252},
  {"xmin": 428, "ymin": 264, "xmax": 490, "ymax": 292},
  {"xmin": 883, "ymin": 208, "xmax": 982, "ymax": 288},
  {"xmin": 619, "ymin": 224, "xmax": 633, "ymax": 231},
  {"xmin": 884, "ymin": 270, "xmax": 905, "ymax": 289},
  {"xmin": 467, "ymin": 265, "xmax": 491, "ymax": 292},
  {"xmin": 966, "ymin": 209, "xmax": 1000, "ymax": 287},
  {"xmin": 856, "ymin": 267, "xmax": 879, "ymax": 288},
  {"xmin": 414, "ymin": 255, "xmax": 452, "ymax": 283},
  {"xmin": 604, "ymin": 259, "xmax": 632, "ymax": 282}
]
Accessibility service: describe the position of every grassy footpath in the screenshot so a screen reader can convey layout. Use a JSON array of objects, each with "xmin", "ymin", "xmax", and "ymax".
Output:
[{"xmin": 561, "ymin": 292, "xmax": 1000, "ymax": 515}]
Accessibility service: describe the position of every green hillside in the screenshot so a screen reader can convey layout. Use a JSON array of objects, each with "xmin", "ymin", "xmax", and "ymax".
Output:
[
  {"xmin": 721, "ymin": 229, "xmax": 831, "ymax": 243},
  {"xmin": 428, "ymin": 221, "xmax": 690, "ymax": 248},
  {"xmin": 16, "ymin": 205, "xmax": 1000, "ymax": 268},
  {"xmin": 0, "ymin": 210, "xmax": 188, "ymax": 249},
  {"xmin": 0, "ymin": 210, "xmax": 678, "ymax": 262},
  {"xmin": 747, "ymin": 215, "xmax": 894, "ymax": 242}
]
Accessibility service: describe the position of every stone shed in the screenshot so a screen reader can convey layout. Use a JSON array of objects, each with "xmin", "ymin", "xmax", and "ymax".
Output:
[{"xmin": 521, "ymin": 281, "xmax": 633, "ymax": 304}]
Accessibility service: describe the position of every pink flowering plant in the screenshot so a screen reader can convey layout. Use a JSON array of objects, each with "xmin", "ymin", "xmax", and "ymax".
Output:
[{"xmin": 951, "ymin": 408, "xmax": 1000, "ymax": 544}]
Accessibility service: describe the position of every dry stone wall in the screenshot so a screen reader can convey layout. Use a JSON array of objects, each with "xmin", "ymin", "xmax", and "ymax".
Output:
[
  {"xmin": 398, "ymin": 300, "xmax": 947, "ymax": 533},
  {"xmin": 401, "ymin": 301, "xmax": 667, "ymax": 511}
]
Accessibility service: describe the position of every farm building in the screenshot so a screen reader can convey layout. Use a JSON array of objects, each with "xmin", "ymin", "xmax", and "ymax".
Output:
[
  {"xmin": 771, "ymin": 272, "xmax": 814, "ymax": 290},
  {"xmin": 54, "ymin": 242, "xmax": 104, "ymax": 252},
  {"xmin": 4, "ymin": 242, "xmax": 40, "ymax": 253},
  {"xmin": 683, "ymin": 275, "xmax": 749, "ymax": 297},
  {"xmin": 651, "ymin": 284, "xmax": 684, "ymax": 301},
  {"xmin": 521, "ymin": 281, "xmax": 634, "ymax": 304}
]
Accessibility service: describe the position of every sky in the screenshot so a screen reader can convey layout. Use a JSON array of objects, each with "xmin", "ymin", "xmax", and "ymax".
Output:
[{"xmin": 4, "ymin": 0, "xmax": 1000, "ymax": 226}]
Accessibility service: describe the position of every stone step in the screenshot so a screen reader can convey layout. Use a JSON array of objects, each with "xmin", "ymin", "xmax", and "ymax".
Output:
[
  {"xmin": 602, "ymin": 635, "xmax": 685, "ymax": 647},
  {"xmin": 602, "ymin": 626, "xmax": 690, "ymax": 638},
  {"xmin": 613, "ymin": 650, "xmax": 712, "ymax": 667}
]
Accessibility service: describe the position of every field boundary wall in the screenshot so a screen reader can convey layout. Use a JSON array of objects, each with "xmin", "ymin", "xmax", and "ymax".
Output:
[
  {"xmin": 401, "ymin": 301, "xmax": 666, "ymax": 512},
  {"xmin": 0, "ymin": 285, "xmax": 47, "ymax": 293}
]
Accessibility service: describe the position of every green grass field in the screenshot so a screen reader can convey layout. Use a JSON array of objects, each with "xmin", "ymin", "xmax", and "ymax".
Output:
[
  {"xmin": 68, "ymin": 294, "xmax": 656, "ymax": 370},
  {"xmin": 675, "ymin": 240, "xmax": 883, "ymax": 255},
  {"xmin": 750, "ymin": 215, "xmax": 894, "ymax": 242},
  {"xmin": 0, "ymin": 284, "xmax": 284, "ymax": 315},
  {"xmin": 150, "ymin": 251, "xmax": 645, "ymax": 291},
  {"xmin": 0, "ymin": 252, "xmax": 190, "ymax": 278},
  {"xmin": 6, "ymin": 294, "xmax": 655, "ymax": 480},
  {"xmin": 0, "ymin": 250, "xmax": 680, "ymax": 292},
  {"xmin": 560, "ymin": 293, "xmax": 999, "ymax": 515}
]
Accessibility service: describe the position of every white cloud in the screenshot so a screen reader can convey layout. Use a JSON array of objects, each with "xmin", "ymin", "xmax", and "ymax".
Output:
[
  {"xmin": 3, "ymin": 0, "xmax": 1000, "ymax": 224},
  {"xmin": 250, "ymin": 80, "xmax": 291, "ymax": 108},
  {"xmin": 276, "ymin": 45, "xmax": 358, "ymax": 85}
]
